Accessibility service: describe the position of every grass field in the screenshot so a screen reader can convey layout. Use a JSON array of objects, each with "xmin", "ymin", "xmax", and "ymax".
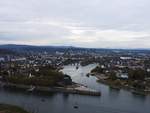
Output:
[{"xmin": 0, "ymin": 104, "xmax": 29, "ymax": 113}]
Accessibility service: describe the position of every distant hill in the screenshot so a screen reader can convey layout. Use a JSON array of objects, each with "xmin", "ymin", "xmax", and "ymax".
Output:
[
  {"xmin": 0, "ymin": 44, "xmax": 150, "ymax": 55},
  {"xmin": 0, "ymin": 44, "xmax": 82, "ymax": 54},
  {"xmin": 0, "ymin": 48, "xmax": 15, "ymax": 55}
]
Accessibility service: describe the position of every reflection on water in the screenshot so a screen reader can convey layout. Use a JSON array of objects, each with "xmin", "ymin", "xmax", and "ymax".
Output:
[{"xmin": 0, "ymin": 64, "xmax": 149, "ymax": 113}]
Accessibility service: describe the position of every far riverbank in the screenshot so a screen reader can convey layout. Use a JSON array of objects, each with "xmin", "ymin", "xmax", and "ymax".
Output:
[
  {"xmin": 0, "ymin": 82, "xmax": 101, "ymax": 96},
  {"xmin": 91, "ymin": 72, "xmax": 150, "ymax": 96}
]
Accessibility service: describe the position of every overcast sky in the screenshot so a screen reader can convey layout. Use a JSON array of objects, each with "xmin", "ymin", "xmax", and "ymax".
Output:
[{"xmin": 0, "ymin": 0, "xmax": 150, "ymax": 48}]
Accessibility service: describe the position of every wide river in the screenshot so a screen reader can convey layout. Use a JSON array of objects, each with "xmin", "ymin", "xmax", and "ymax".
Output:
[{"xmin": 0, "ymin": 64, "xmax": 150, "ymax": 113}]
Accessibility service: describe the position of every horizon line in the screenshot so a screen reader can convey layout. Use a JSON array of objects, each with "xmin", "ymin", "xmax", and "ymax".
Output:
[{"xmin": 0, "ymin": 44, "xmax": 150, "ymax": 50}]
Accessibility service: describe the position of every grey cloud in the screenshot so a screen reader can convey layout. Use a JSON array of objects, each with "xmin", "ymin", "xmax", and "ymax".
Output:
[{"xmin": 0, "ymin": 0, "xmax": 150, "ymax": 48}]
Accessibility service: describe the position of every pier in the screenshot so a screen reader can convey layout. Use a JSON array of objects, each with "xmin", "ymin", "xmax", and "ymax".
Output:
[{"xmin": 2, "ymin": 83, "xmax": 101, "ymax": 96}]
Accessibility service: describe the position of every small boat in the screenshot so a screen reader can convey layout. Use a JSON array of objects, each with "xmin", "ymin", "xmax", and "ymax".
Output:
[
  {"xmin": 27, "ymin": 86, "xmax": 35, "ymax": 92},
  {"xmin": 74, "ymin": 105, "xmax": 78, "ymax": 109},
  {"xmin": 73, "ymin": 102, "xmax": 79, "ymax": 109},
  {"xmin": 109, "ymin": 85, "xmax": 121, "ymax": 90},
  {"xmin": 86, "ymin": 73, "xmax": 90, "ymax": 77},
  {"xmin": 131, "ymin": 89, "xmax": 147, "ymax": 96},
  {"xmin": 76, "ymin": 66, "xmax": 79, "ymax": 70}
]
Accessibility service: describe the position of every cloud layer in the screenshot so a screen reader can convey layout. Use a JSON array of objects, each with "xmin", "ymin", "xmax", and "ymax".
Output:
[{"xmin": 0, "ymin": 0, "xmax": 150, "ymax": 48}]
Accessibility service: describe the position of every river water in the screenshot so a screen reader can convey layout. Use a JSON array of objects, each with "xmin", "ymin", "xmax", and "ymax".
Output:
[{"xmin": 0, "ymin": 64, "xmax": 150, "ymax": 113}]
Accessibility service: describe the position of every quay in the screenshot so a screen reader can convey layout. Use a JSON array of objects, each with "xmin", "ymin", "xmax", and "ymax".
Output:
[{"xmin": 1, "ymin": 83, "xmax": 101, "ymax": 96}]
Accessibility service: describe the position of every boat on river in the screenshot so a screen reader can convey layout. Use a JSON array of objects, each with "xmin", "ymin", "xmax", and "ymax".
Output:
[
  {"xmin": 131, "ymin": 89, "xmax": 148, "ymax": 96},
  {"xmin": 109, "ymin": 85, "xmax": 121, "ymax": 90},
  {"xmin": 27, "ymin": 86, "xmax": 35, "ymax": 92}
]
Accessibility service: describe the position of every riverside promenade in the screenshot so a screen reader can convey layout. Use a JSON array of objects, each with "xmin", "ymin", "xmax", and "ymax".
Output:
[{"xmin": 1, "ymin": 82, "xmax": 101, "ymax": 96}]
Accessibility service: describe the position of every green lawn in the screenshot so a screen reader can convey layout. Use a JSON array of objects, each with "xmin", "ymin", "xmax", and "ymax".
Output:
[{"xmin": 0, "ymin": 104, "xmax": 29, "ymax": 113}]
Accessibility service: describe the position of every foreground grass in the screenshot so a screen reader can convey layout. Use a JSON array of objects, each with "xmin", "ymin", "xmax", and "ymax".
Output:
[{"xmin": 0, "ymin": 104, "xmax": 29, "ymax": 113}]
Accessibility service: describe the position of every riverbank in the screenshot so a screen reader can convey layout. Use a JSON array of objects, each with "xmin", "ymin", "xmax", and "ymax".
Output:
[
  {"xmin": 91, "ymin": 73, "xmax": 150, "ymax": 96},
  {"xmin": 0, "ymin": 64, "xmax": 149, "ymax": 113},
  {"xmin": 0, "ymin": 104, "xmax": 29, "ymax": 113},
  {"xmin": 1, "ymin": 82, "xmax": 101, "ymax": 96}
]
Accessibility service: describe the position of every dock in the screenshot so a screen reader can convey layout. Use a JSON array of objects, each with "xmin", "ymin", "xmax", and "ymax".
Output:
[{"xmin": 2, "ymin": 83, "xmax": 101, "ymax": 96}]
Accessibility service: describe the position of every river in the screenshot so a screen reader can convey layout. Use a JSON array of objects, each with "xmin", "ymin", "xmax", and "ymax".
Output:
[{"xmin": 0, "ymin": 64, "xmax": 150, "ymax": 113}]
